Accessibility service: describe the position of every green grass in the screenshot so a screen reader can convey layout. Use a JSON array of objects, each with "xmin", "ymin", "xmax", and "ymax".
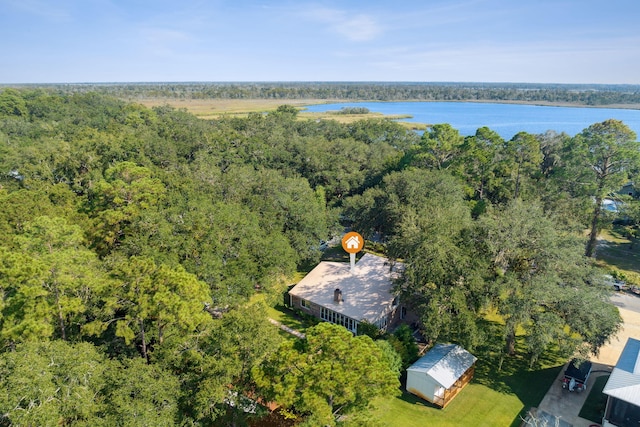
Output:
[
  {"xmin": 368, "ymin": 320, "xmax": 564, "ymax": 427},
  {"xmin": 370, "ymin": 359, "xmax": 562, "ymax": 427},
  {"xmin": 266, "ymin": 253, "xmax": 567, "ymax": 426},
  {"xmin": 268, "ymin": 304, "xmax": 316, "ymax": 334},
  {"xmin": 578, "ymin": 375, "xmax": 609, "ymax": 423},
  {"xmin": 596, "ymin": 228, "xmax": 640, "ymax": 274},
  {"xmin": 371, "ymin": 383, "xmax": 529, "ymax": 427}
]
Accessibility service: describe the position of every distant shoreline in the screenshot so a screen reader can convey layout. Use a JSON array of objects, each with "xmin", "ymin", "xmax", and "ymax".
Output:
[
  {"xmin": 134, "ymin": 98, "xmax": 640, "ymax": 122},
  {"xmin": 296, "ymin": 98, "xmax": 640, "ymax": 111}
]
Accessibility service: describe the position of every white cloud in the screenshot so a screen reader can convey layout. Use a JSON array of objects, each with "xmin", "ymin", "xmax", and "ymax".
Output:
[
  {"xmin": 331, "ymin": 14, "xmax": 380, "ymax": 42},
  {"xmin": 301, "ymin": 6, "xmax": 382, "ymax": 42}
]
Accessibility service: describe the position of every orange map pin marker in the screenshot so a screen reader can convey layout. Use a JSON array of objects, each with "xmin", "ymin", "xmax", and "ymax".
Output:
[{"xmin": 342, "ymin": 231, "xmax": 364, "ymax": 254}]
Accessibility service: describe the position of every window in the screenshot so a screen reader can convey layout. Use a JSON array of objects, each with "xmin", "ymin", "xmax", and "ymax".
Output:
[
  {"xmin": 320, "ymin": 307, "xmax": 357, "ymax": 333},
  {"xmin": 300, "ymin": 299, "xmax": 310, "ymax": 309}
]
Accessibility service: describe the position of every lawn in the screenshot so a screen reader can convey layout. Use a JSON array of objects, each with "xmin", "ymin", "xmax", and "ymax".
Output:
[
  {"xmin": 596, "ymin": 228, "xmax": 640, "ymax": 275},
  {"xmin": 371, "ymin": 382, "xmax": 534, "ymax": 427},
  {"xmin": 368, "ymin": 328, "xmax": 564, "ymax": 427},
  {"xmin": 578, "ymin": 375, "xmax": 609, "ymax": 423}
]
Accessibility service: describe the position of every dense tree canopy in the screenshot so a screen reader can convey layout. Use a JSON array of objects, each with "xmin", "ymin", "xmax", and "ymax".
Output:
[
  {"xmin": 253, "ymin": 323, "xmax": 400, "ymax": 426},
  {"xmin": 0, "ymin": 88, "xmax": 637, "ymax": 424}
]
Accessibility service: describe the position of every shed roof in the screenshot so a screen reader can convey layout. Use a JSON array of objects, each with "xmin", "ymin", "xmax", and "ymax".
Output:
[
  {"xmin": 288, "ymin": 253, "xmax": 401, "ymax": 324},
  {"xmin": 603, "ymin": 337, "xmax": 640, "ymax": 406},
  {"xmin": 407, "ymin": 343, "xmax": 477, "ymax": 389}
]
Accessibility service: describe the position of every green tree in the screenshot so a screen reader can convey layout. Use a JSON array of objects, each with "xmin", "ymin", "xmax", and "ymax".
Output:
[
  {"xmin": 253, "ymin": 323, "xmax": 400, "ymax": 426},
  {"xmin": 387, "ymin": 173, "xmax": 485, "ymax": 348},
  {"xmin": 478, "ymin": 200, "xmax": 621, "ymax": 364},
  {"xmin": 88, "ymin": 162, "xmax": 166, "ymax": 256},
  {"xmin": 502, "ymin": 131, "xmax": 542, "ymax": 200},
  {"xmin": 160, "ymin": 303, "xmax": 281, "ymax": 425},
  {"xmin": 13, "ymin": 216, "xmax": 106, "ymax": 341},
  {"xmin": 0, "ymin": 89, "xmax": 28, "ymax": 117},
  {"xmin": 220, "ymin": 166, "xmax": 332, "ymax": 264},
  {"xmin": 344, "ymin": 168, "xmax": 469, "ymax": 239},
  {"xmin": 564, "ymin": 120, "xmax": 640, "ymax": 257},
  {"xmin": 0, "ymin": 341, "xmax": 106, "ymax": 427},
  {"xmin": 0, "ymin": 247, "xmax": 53, "ymax": 346},
  {"xmin": 85, "ymin": 256, "xmax": 212, "ymax": 360},
  {"xmin": 412, "ymin": 123, "xmax": 464, "ymax": 170},
  {"xmin": 458, "ymin": 126, "xmax": 503, "ymax": 203},
  {"xmin": 387, "ymin": 324, "xmax": 419, "ymax": 369},
  {"xmin": 172, "ymin": 198, "xmax": 295, "ymax": 303},
  {"xmin": 100, "ymin": 357, "xmax": 179, "ymax": 427}
]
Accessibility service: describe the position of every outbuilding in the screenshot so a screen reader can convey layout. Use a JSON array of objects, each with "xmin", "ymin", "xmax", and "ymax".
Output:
[{"xmin": 406, "ymin": 343, "xmax": 477, "ymax": 408}]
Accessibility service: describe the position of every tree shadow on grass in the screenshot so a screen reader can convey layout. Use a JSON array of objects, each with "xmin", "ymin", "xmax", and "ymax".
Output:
[
  {"xmin": 271, "ymin": 304, "xmax": 319, "ymax": 332},
  {"xmin": 397, "ymin": 390, "xmax": 442, "ymax": 410},
  {"xmin": 472, "ymin": 319, "xmax": 565, "ymax": 427},
  {"xmin": 597, "ymin": 228, "xmax": 640, "ymax": 273}
]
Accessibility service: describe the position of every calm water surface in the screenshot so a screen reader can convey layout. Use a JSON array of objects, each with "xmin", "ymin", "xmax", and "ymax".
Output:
[{"xmin": 303, "ymin": 102, "xmax": 640, "ymax": 140}]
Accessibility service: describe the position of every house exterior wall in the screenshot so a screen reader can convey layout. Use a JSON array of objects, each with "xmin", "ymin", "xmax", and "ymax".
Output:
[{"xmin": 290, "ymin": 295, "xmax": 322, "ymax": 319}]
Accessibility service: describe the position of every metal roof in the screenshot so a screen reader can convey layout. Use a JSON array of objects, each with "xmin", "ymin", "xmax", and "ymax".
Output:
[
  {"xmin": 407, "ymin": 343, "xmax": 477, "ymax": 389},
  {"xmin": 603, "ymin": 337, "xmax": 640, "ymax": 406},
  {"xmin": 288, "ymin": 253, "xmax": 402, "ymax": 324}
]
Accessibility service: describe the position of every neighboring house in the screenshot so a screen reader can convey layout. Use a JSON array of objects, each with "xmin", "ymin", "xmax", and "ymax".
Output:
[
  {"xmin": 619, "ymin": 182, "xmax": 638, "ymax": 198},
  {"xmin": 406, "ymin": 343, "xmax": 477, "ymax": 408},
  {"xmin": 602, "ymin": 337, "xmax": 640, "ymax": 427},
  {"xmin": 287, "ymin": 253, "xmax": 403, "ymax": 333}
]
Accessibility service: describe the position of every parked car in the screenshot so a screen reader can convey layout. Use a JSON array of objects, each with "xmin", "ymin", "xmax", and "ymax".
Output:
[
  {"xmin": 561, "ymin": 359, "xmax": 592, "ymax": 392},
  {"xmin": 604, "ymin": 274, "xmax": 627, "ymax": 291}
]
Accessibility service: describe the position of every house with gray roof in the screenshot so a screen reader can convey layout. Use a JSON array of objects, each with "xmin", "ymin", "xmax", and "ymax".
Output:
[
  {"xmin": 602, "ymin": 337, "xmax": 640, "ymax": 426},
  {"xmin": 287, "ymin": 253, "xmax": 403, "ymax": 333},
  {"xmin": 406, "ymin": 343, "xmax": 477, "ymax": 408}
]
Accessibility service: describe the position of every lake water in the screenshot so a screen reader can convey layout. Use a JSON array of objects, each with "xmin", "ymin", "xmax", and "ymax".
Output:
[{"xmin": 303, "ymin": 102, "xmax": 640, "ymax": 140}]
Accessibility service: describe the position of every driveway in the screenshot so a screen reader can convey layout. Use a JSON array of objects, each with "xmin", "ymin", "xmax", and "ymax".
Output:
[
  {"xmin": 536, "ymin": 292, "xmax": 640, "ymax": 426},
  {"xmin": 611, "ymin": 291, "xmax": 640, "ymax": 314}
]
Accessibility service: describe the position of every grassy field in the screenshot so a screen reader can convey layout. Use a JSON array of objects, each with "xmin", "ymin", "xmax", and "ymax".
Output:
[
  {"xmin": 134, "ymin": 97, "xmax": 427, "ymax": 129},
  {"xmin": 136, "ymin": 98, "xmax": 319, "ymax": 118}
]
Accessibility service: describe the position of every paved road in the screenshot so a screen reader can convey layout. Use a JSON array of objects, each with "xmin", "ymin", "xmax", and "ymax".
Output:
[{"xmin": 611, "ymin": 291, "xmax": 640, "ymax": 314}]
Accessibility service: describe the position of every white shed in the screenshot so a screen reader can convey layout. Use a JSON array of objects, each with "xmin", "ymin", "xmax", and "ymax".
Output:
[{"xmin": 406, "ymin": 343, "xmax": 477, "ymax": 408}]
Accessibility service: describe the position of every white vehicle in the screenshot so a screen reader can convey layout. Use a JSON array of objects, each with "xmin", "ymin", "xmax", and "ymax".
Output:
[{"xmin": 604, "ymin": 274, "xmax": 627, "ymax": 291}]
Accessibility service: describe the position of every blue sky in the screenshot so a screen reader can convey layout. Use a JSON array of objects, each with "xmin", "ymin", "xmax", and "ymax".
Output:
[{"xmin": 1, "ymin": 0, "xmax": 639, "ymax": 84}]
